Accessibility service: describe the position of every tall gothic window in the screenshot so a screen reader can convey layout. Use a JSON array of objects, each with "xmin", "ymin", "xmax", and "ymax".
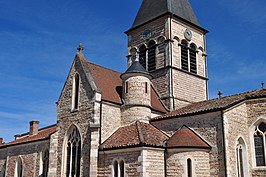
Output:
[
  {"xmin": 72, "ymin": 74, "xmax": 80, "ymax": 110},
  {"xmin": 113, "ymin": 160, "xmax": 125, "ymax": 177},
  {"xmin": 148, "ymin": 40, "xmax": 156, "ymax": 72},
  {"xmin": 254, "ymin": 122, "xmax": 266, "ymax": 166},
  {"xmin": 189, "ymin": 43, "xmax": 197, "ymax": 74},
  {"xmin": 65, "ymin": 126, "xmax": 81, "ymax": 177},
  {"xmin": 181, "ymin": 40, "xmax": 189, "ymax": 71},
  {"xmin": 187, "ymin": 158, "xmax": 192, "ymax": 177},
  {"xmin": 15, "ymin": 157, "xmax": 23, "ymax": 177},
  {"xmin": 139, "ymin": 45, "xmax": 147, "ymax": 70},
  {"xmin": 42, "ymin": 150, "xmax": 49, "ymax": 177}
]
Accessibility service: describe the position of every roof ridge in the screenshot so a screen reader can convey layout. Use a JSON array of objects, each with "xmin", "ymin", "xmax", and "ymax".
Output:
[{"xmin": 136, "ymin": 121, "xmax": 145, "ymax": 144}]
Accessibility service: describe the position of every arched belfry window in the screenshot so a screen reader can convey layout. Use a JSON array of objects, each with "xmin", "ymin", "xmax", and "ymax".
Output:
[
  {"xmin": 148, "ymin": 40, "xmax": 156, "ymax": 72},
  {"xmin": 72, "ymin": 73, "xmax": 80, "ymax": 110},
  {"xmin": 15, "ymin": 157, "xmax": 23, "ymax": 177},
  {"xmin": 112, "ymin": 160, "xmax": 125, "ymax": 177},
  {"xmin": 189, "ymin": 43, "xmax": 197, "ymax": 74},
  {"xmin": 181, "ymin": 40, "xmax": 189, "ymax": 71},
  {"xmin": 65, "ymin": 126, "xmax": 81, "ymax": 177},
  {"xmin": 139, "ymin": 45, "xmax": 147, "ymax": 70},
  {"xmin": 254, "ymin": 122, "xmax": 266, "ymax": 166}
]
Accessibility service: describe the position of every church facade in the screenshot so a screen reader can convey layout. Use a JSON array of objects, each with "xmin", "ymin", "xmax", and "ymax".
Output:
[{"xmin": 1, "ymin": 0, "xmax": 266, "ymax": 177}]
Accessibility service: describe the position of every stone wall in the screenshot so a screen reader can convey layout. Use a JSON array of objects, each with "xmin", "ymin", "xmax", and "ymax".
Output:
[
  {"xmin": 151, "ymin": 111, "xmax": 225, "ymax": 176},
  {"xmin": 56, "ymin": 57, "xmax": 100, "ymax": 177},
  {"xmin": 246, "ymin": 98, "xmax": 266, "ymax": 176},
  {"xmin": 166, "ymin": 150, "xmax": 210, "ymax": 177},
  {"xmin": 98, "ymin": 148, "xmax": 164, "ymax": 177},
  {"xmin": 98, "ymin": 149, "xmax": 141, "ymax": 177},
  {"xmin": 223, "ymin": 103, "xmax": 249, "ymax": 177},
  {"xmin": 1, "ymin": 140, "xmax": 49, "ymax": 177},
  {"xmin": 101, "ymin": 103, "xmax": 121, "ymax": 143}
]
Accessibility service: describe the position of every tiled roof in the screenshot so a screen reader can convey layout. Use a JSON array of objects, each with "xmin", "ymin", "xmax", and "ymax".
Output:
[
  {"xmin": 167, "ymin": 126, "xmax": 210, "ymax": 148},
  {"xmin": 100, "ymin": 121, "xmax": 169, "ymax": 150},
  {"xmin": 86, "ymin": 61, "xmax": 167, "ymax": 113},
  {"xmin": 0, "ymin": 125, "xmax": 56, "ymax": 148},
  {"xmin": 152, "ymin": 89, "xmax": 266, "ymax": 121}
]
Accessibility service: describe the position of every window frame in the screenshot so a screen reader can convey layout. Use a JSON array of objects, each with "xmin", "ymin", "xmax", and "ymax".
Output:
[
  {"xmin": 72, "ymin": 73, "xmax": 80, "ymax": 111},
  {"xmin": 63, "ymin": 125, "xmax": 82, "ymax": 177},
  {"xmin": 15, "ymin": 157, "xmax": 23, "ymax": 177},
  {"xmin": 180, "ymin": 40, "xmax": 198, "ymax": 74},
  {"xmin": 112, "ymin": 159, "xmax": 125, "ymax": 177},
  {"xmin": 253, "ymin": 122, "xmax": 266, "ymax": 167}
]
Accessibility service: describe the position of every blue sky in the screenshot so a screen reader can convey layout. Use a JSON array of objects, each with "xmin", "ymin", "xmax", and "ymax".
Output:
[{"xmin": 0, "ymin": 0, "xmax": 266, "ymax": 142}]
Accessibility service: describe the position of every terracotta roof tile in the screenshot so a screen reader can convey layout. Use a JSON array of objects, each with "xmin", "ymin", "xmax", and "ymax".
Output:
[
  {"xmin": 100, "ymin": 121, "xmax": 168, "ymax": 150},
  {"xmin": 0, "ymin": 125, "xmax": 56, "ymax": 148},
  {"xmin": 152, "ymin": 89, "xmax": 266, "ymax": 120},
  {"xmin": 167, "ymin": 126, "xmax": 210, "ymax": 148},
  {"xmin": 86, "ymin": 62, "xmax": 167, "ymax": 113}
]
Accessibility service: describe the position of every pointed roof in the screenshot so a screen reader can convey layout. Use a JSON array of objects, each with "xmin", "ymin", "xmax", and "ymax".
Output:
[
  {"xmin": 167, "ymin": 126, "xmax": 210, "ymax": 148},
  {"xmin": 130, "ymin": 0, "xmax": 202, "ymax": 30},
  {"xmin": 121, "ymin": 60, "xmax": 152, "ymax": 79},
  {"xmin": 100, "ymin": 121, "xmax": 169, "ymax": 150}
]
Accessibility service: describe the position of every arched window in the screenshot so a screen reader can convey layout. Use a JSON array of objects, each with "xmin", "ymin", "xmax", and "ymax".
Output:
[
  {"xmin": 181, "ymin": 40, "xmax": 189, "ymax": 71},
  {"xmin": 72, "ymin": 74, "xmax": 80, "ymax": 110},
  {"xmin": 254, "ymin": 122, "xmax": 266, "ymax": 166},
  {"xmin": 15, "ymin": 157, "xmax": 23, "ymax": 177},
  {"xmin": 236, "ymin": 137, "xmax": 249, "ymax": 177},
  {"xmin": 187, "ymin": 158, "xmax": 192, "ymax": 177},
  {"xmin": 139, "ymin": 45, "xmax": 147, "ymax": 70},
  {"xmin": 65, "ymin": 126, "xmax": 81, "ymax": 177},
  {"xmin": 119, "ymin": 160, "xmax": 124, "ymax": 177},
  {"xmin": 148, "ymin": 40, "xmax": 156, "ymax": 72},
  {"xmin": 42, "ymin": 150, "xmax": 49, "ymax": 177},
  {"xmin": 189, "ymin": 43, "xmax": 197, "ymax": 74},
  {"xmin": 112, "ymin": 160, "xmax": 125, "ymax": 177}
]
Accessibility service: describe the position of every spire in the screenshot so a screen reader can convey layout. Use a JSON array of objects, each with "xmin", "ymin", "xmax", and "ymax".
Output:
[{"xmin": 130, "ymin": 0, "xmax": 202, "ymax": 30}]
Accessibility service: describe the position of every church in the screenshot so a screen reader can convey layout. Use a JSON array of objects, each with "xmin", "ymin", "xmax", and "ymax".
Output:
[{"xmin": 1, "ymin": 0, "xmax": 266, "ymax": 176}]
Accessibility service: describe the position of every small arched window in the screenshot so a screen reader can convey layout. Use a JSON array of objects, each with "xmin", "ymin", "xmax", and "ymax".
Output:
[
  {"xmin": 72, "ymin": 74, "xmax": 80, "ymax": 110},
  {"xmin": 42, "ymin": 150, "xmax": 49, "ymax": 177},
  {"xmin": 181, "ymin": 40, "xmax": 189, "ymax": 71},
  {"xmin": 187, "ymin": 158, "xmax": 192, "ymax": 177},
  {"xmin": 189, "ymin": 43, "xmax": 197, "ymax": 74},
  {"xmin": 65, "ymin": 126, "xmax": 81, "ymax": 177},
  {"xmin": 112, "ymin": 160, "xmax": 125, "ymax": 177},
  {"xmin": 139, "ymin": 45, "xmax": 147, "ymax": 70},
  {"xmin": 148, "ymin": 40, "xmax": 156, "ymax": 72},
  {"xmin": 254, "ymin": 122, "xmax": 266, "ymax": 166},
  {"xmin": 15, "ymin": 157, "xmax": 23, "ymax": 177}
]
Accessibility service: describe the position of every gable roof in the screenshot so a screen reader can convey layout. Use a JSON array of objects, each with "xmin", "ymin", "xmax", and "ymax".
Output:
[
  {"xmin": 167, "ymin": 126, "xmax": 210, "ymax": 148},
  {"xmin": 130, "ymin": 0, "xmax": 203, "ymax": 31},
  {"xmin": 152, "ymin": 89, "xmax": 266, "ymax": 121},
  {"xmin": 85, "ymin": 61, "xmax": 167, "ymax": 113},
  {"xmin": 0, "ymin": 124, "xmax": 56, "ymax": 148},
  {"xmin": 100, "ymin": 121, "xmax": 169, "ymax": 150}
]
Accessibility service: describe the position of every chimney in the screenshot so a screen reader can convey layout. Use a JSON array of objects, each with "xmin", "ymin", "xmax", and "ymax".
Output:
[
  {"xmin": 29, "ymin": 121, "xmax": 39, "ymax": 136},
  {"xmin": 0, "ymin": 138, "xmax": 3, "ymax": 145}
]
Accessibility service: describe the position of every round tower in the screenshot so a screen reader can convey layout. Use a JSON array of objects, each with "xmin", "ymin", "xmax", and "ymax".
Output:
[{"xmin": 120, "ymin": 60, "xmax": 152, "ymax": 125}]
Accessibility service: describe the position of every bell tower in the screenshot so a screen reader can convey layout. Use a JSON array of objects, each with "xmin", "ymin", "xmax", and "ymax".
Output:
[{"xmin": 125, "ymin": 0, "xmax": 208, "ymax": 111}]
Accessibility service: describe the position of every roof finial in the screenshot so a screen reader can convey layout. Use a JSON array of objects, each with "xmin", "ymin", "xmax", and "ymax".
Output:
[
  {"xmin": 218, "ymin": 90, "xmax": 223, "ymax": 98},
  {"xmin": 77, "ymin": 43, "xmax": 84, "ymax": 53},
  {"xmin": 262, "ymin": 81, "xmax": 264, "ymax": 89}
]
